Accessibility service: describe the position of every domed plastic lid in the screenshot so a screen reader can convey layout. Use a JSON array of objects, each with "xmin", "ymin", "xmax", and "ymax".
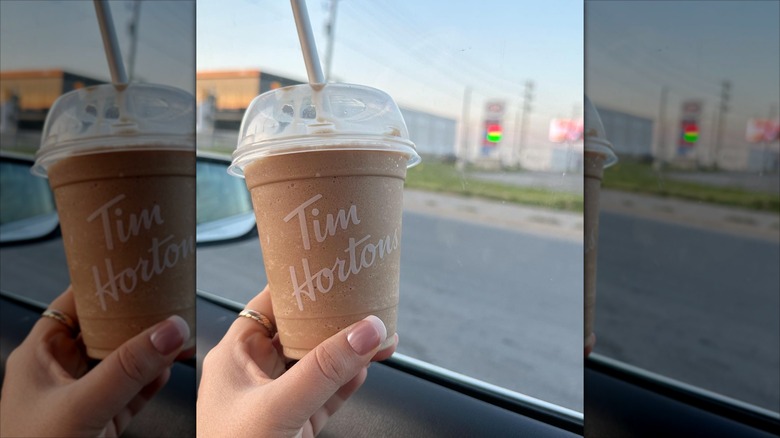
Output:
[
  {"xmin": 33, "ymin": 83, "xmax": 195, "ymax": 176},
  {"xmin": 584, "ymin": 95, "xmax": 618, "ymax": 168},
  {"xmin": 229, "ymin": 83, "xmax": 420, "ymax": 177}
]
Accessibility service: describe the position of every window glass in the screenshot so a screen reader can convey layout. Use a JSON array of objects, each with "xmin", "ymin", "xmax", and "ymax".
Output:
[
  {"xmin": 0, "ymin": 159, "xmax": 55, "ymax": 225},
  {"xmin": 586, "ymin": 0, "xmax": 779, "ymax": 413},
  {"xmin": 197, "ymin": 0, "xmax": 584, "ymax": 412},
  {"xmin": 0, "ymin": 157, "xmax": 58, "ymax": 244},
  {"xmin": 196, "ymin": 159, "xmax": 253, "ymax": 225}
]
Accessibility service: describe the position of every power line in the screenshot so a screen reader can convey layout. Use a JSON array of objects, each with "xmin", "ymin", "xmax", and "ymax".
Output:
[
  {"xmin": 336, "ymin": 39, "xmax": 457, "ymax": 98},
  {"xmin": 341, "ymin": 3, "xmax": 536, "ymax": 101},
  {"xmin": 362, "ymin": 0, "xmax": 530, "ymax": 93},
  {"xmin": 587, "ymin": 7, "xmax": 776, "ymax": 112}
]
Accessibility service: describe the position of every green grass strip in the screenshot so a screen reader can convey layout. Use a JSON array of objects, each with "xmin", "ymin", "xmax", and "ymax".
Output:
[
  {"xmin": 404, "ymin": 161, "xmax": 583, "ymax": 212},
  {"xmin": 602, "ymin": 162, "xmax": 780, "ymax": 213}
]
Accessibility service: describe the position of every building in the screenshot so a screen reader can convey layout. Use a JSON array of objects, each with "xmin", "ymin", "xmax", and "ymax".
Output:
[
  {"xmin": 0, "ymin": 70, "xmax": 105, "ymax": 151},
  {"xmin": 195, "ymin": 70, "xmax": 457, "ymax": 158},
  {"xmin": 400, "ymin": 107, "xmax": 457, "ymax": 159},
  {"xmin": 0, "ymin": 70, "xmax": 105, "ymax": 131},
  {"xmin": 594, "ymin": 106, "xmax": 654, "ymax": 160},
  {"xmin": 196, "ymin": 70, "xmax": 302, "ymax": 131}
]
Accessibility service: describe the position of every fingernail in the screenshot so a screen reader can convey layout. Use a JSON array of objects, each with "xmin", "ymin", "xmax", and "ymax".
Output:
[
  {"xmin": 151, "ymin": 315, "xmax": 190, "ymax": 355},
  {"xmin": 347, "ymin": 315, "xmax": 387, "ymax": 355}
]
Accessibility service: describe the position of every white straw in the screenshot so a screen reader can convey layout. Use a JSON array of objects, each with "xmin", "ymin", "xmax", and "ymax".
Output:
[
  {"xmin": 290, "ymin": 0, "xmax": 325, "ymax": 84},
  {"xmin": 94, "ymin": 0, "xmax": 128, "ymax": 84}
]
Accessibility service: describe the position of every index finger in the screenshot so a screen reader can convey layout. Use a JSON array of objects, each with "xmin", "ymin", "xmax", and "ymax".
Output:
[
  {"xmin": 223, "ymin": 284, "xmax": 277, "ymax": 343},
  {"xmin": 31, "ymin": 286, "xmax": 80, "ymax": 340},
  {"xmin": 215, "ymin": 285, "xmax": 286, "ymax": 377}
]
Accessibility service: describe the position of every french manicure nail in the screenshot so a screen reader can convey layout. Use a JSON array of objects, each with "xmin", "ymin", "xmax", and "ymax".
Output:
[
  {"xmin": 347, "ymin": 315, "xmax": 387, "ymax": 355},
  {"xmin": 151, "ymin": 315, "xmax": 190, "ymax": 355}
]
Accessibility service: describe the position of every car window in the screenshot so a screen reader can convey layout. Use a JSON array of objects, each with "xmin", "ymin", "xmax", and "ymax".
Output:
[
  {"xmin": 0, "ymin": 155, "xmax": 58, "ymax": 243},
  {"xmin": 586, "ymin": 1, "xmax": 779, "ymax": 414},
  {"xmin": 196, "ymin": 0, "xmax": 584, "ymax": 413},
  {"xmin": 197, "ymin": 158, "xmax": 252, "ymax": 225},
  {"xmin": 195, "ymin": 156, "xmax": 256, "ymax": 243}
]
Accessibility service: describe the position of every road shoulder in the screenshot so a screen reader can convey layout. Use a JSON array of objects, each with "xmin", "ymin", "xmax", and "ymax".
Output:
[
  {"xmin": 403, "ymin": 189, "xmax": 583, "ymax": 243},
  {"xmin": 600, "ymin": 189, "xmax": 780, "ymax": 242}
]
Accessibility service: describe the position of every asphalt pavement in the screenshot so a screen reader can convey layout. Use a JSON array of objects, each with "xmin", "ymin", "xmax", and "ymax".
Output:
[
  {"xmin": 594, "ymin": 210, "xmax": 780, "ymax": 412},
  {"xmin": 593, "ymin": 186, "xmax": 779, "ymax": 413}
]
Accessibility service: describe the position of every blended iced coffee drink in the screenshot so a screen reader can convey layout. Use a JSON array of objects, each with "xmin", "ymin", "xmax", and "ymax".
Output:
[
  {"xmin": 583, "ymin": 96, "xmax": 617, "ymax": 356},
  {"xmin": 230, "ymin": 83, "xmax": 420, "ymax": 359},
  {"xmin": 33, "ymin": 84, "xmax": 195, "ymax": 359}
]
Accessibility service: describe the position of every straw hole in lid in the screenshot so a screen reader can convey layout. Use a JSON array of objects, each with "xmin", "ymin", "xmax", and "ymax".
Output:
[
  {"xmin": 301, "ymin": 104, "xmax": 316, "ymax": 119},
  {"xmin": 105, "ymin": 106, "xmax": 120, "ymax": 119},
  {"xmin": 280, "ymin": 104, "xmax": 294, "ymax": 122},
  {"xmin": 85, "ymin": 104, "xmax": 98, "ymax": 119}
]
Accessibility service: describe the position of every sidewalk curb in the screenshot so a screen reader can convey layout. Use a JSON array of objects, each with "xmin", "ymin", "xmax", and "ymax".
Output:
[
  {"xmin": 403, "ymin": 189, "xmax": 583, "ymax": 243},
  {"xmin": 600, "ymin": 190, "xmax": 780, "ymax": 242}
]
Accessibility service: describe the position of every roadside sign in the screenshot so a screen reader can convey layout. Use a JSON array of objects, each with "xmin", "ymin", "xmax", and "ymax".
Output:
[
  {"xmin": 485, "ymin": 101, "xmax": 505, "ymax": 118},
  {"xmin": 678, "ymin": 100, "xmax": 703, "ymax": 157},
  {"xmin": 549, "ymin": 118, "xmax": 583, "ymax": 143},
  {"xmin": 682, "ymin": 100, "xmax": 702, "ymax": 117},
  {"xmin": 481, "ymin": 101, "xmax": 505, "ymax": 156},
  {"xmin": 746, "ymin": 119, "xmax": 780, "ymax": 143}
]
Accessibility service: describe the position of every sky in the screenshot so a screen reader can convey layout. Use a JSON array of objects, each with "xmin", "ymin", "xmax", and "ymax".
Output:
[
  {"xmin": 196, "ymin": 0, "xmax": 584, "ymax": 151},
  {"xmin": 586, "ymin": 1, "xmax": 780, "ymax": 162},
  {"xmin": 0, "ymin": 0, "xmax": 583, "ymax": 155},
  {"xmin": 0, "ymin": 0, "xmax": 195, "ymax": 92},
  {"xmin": 3, "ymin": 0, "xmax": 776, "ymax": 161}
]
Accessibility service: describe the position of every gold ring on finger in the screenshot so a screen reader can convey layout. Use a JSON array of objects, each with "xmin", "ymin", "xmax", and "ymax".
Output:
[
  {"xmin": 238, "ymin": 309, "xmax": 277, "ymax": 337},
  {"xmin": 41, "ymin": 309, "xmax": 79, "ymax": 336}
]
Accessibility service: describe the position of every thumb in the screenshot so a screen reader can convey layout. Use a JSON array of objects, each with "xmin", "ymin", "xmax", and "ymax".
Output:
[
  {"xmin": 76, "ymin": 315, "xmax": 190, "ymax": 415},
  {"xmin": 272, "ymin": 315, "xmax": 387, "ymax": 424}
]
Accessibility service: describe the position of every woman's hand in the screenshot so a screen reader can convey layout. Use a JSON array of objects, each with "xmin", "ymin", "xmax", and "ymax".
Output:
[
  {"xmin": 0, "ymin": 287, "xmax": 190, "ymax": 437},
  {"xmin": 197, "ymin": 285, "xmax": 397, "ymax": 438}
]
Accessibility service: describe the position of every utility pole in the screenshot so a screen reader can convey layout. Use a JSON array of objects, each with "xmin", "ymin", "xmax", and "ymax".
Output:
[
  {"xmin": 514, "ymin": 80, "xmax": 533, "ymax": 169},
  {"xmin": 127, "ymin": 0, "xmax": 141, "ymax": 82},
  {"xmin": 653, "ymin": 86, "xmax": 668, "ymax": 169},
  {"xmin": 458, "ymin": 86, "xmax": 472, "ymax": 169},
  {"xmin": 512, "ymin": 100, "xmax": 521, "ymax": 167},
  {"xmin": 714, "ymin": 80, "xmax": 731, "ymax": 170},
  {"xmin": 324, "ymin": 0, "xmax": 339, "ymax": 82}
]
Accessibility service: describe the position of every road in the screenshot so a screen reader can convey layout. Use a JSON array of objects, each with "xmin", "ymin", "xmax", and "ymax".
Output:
[
  {"xmin": 594, "ymin": 211, "xmax": 780, "ymax": 412},
  {"xmin": 196, "ymin": 209, "xmax": 585, "ymax": 412}
]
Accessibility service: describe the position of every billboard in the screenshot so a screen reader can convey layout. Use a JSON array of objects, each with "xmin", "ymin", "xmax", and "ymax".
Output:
[
  {"xmin": 549, "ymin": 118, "xmax": 583, "ymax": 143},
  {"xmin": 677, "ymin": 100, "xmax": 703, "ymax": 157},
  {"xmin": 481, "ymin": 101, "xmax": 505, "ymax": 156},
  {"xmin": 746, "ymin": 119, "xmax": 780, "ymax": 143}
]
